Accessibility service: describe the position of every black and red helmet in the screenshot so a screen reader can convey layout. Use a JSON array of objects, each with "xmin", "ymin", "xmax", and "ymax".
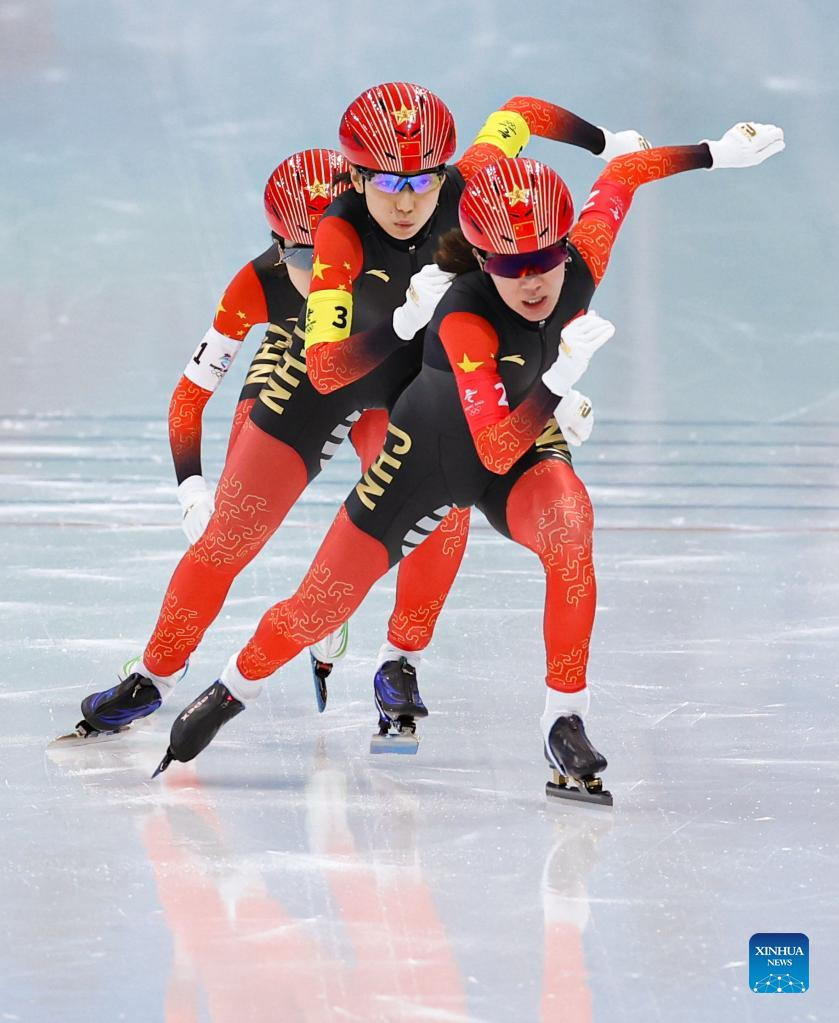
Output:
[
  {"xmin": 263, "ymin": 148, "xmax": 351, "ymax": 244},
  {"xmin": 339, "ymin": 82, "xmax": 457, "ymax": 173},
  {"xmin": 458, "ymin": 157, "xmax": 574, "ymax": 254}
]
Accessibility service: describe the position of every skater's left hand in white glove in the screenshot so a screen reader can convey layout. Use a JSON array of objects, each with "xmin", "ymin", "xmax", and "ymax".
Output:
[
  {"xmin": 598, "ymin": 127, "xmax": 652, "ymax": 161},
  {"xmin": 555, "ymin": 388, "xmax": 595, "ymax": 447},
  {"xmin": 542, "ymin": 312, "xmax": 616, "ymax": 398},
  {"xmin": 392, "ymin": 263, "xmax": 456, "ymax": 341},
  {"xmin": 177, "ymin": 475, "xmax": 214, "ymax": 545},
  {"xmin": 703, "ymin": 122, "xmax": 785, "ymax": 169}
]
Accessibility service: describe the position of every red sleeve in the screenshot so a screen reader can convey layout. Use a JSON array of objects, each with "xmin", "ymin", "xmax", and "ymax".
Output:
[
  {"xmin": 570, "ymin": 144, "xmax": 712, "ymax": 285},
  {"xmin": 456, "ymin": 96, "xmax": 605, "ymax": 180},
  {"xmin": 439, "ymin": 311, "xmax": 556, "ymax": 475},
  {"xmin": 168, "ymin": 261, "xmax": 270, "ymax": 482},
  {"xmin": 212, "ymin": 261, "xmax": 269, "ymax": 339},
  {"xmin": 169, "ymin": 376, "xmax": 213, "ymax": 484},
  {"xmin": 303, "ymin": 216, "xmax": 391, "ymax": 394}
]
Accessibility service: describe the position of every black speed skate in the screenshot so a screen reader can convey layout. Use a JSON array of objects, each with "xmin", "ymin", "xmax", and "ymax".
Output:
[
  {"xmin": 545, "ymin": 715, "xmax": 612, "ymax": 807},
  {"xmin": 153, "ymin": 681, "xmax": 244, "ymax": 777},
  {"xmin": 370, "ymin": 657, "xmax": 427, "ymax": 755}
]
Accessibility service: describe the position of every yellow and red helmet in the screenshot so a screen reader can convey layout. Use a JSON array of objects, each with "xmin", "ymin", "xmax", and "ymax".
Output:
[
  {"xmin": 338, "ymin": 82, "xmax": 457, "ymax": 173},
  {"xmin": 263, "ymin": 148, "xmax": 351, "ymax": 244},
  {"xmin": 459, "ymin": 157, "xmax": 574, "ymax": 255}
]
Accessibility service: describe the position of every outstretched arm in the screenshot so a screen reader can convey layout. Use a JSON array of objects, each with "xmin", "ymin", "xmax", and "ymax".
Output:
[
  {"xmin": 570, "ymin": 121, "xmax": 784, "ymax": 286},
  {"xmin": 456, "ymin": 96, "xmax": 649, "ymax": 179}
]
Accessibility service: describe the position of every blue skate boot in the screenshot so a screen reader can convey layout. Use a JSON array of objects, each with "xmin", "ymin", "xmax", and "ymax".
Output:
[
  {"xmin": 370, "ymin": 656, "xmax": 427, "ymax": 755},
  {"xmin": 47, "ymin": 673, "xmax": 165, "ymax": 748},
  {"xmin": 80, "ymin": 672, "xmax": 163, "ymax": 734}
]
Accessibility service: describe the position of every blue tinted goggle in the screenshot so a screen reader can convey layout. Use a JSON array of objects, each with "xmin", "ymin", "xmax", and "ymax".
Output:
[
  {"xmin": 358, "ymin": 168, "xmax": 446, "ymax": 195},
  {"xmin": 480, "ymin": 240, "xmax": 570, "ymax": 279},
  {"xmin": 281, "ymin": 244, "xmax": 314, "ymax": 270}
]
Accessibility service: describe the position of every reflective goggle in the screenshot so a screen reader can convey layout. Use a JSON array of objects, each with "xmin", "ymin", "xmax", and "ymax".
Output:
[
  {"xmin": 280, "ymin": 243, "xmax": 315, "ymax": 270},
  {"xmin": 481, "ymin": 239, "xmax": 570, "ymax": 279},
  {"xmin": 357, "ymin": 167, "xmax": 446, "ymax": 194}
]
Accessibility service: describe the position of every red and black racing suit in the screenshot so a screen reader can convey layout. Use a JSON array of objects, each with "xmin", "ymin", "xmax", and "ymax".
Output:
[
  {"xmin": 142, "ymin": 98, "xmax": 620, "ymax": 678},
  {"xmin": 225, "ymin": 145, "xmax": 713, "ymax": 693}
]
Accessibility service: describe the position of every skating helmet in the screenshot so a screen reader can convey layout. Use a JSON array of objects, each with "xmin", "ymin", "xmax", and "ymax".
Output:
[
  {"xmin": 459, "ymin": 157, "xmax": 574, "ymax": 254},
  {"xmin": 263, "ymin": 148, "xmax": 352, "ymax": 244},
  {"xmin": 338, "ymin": 82, "xmax": 457, "ymax": 172}
]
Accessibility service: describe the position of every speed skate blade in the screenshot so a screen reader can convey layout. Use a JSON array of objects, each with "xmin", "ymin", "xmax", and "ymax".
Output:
[
  {"xmin": 370, "ymin": 731, "xmax": 419, "ymax": 755},
  {"xmin": 309, "ymin": 653, "xmax": 329, "ymax": 714},
  {"xmin": 546, "ymin": 771, "xmax": 613, "ymax": 807},
  {"xmin": 48, "ymin": 723, "xmax": 132, "ymax": 750}
]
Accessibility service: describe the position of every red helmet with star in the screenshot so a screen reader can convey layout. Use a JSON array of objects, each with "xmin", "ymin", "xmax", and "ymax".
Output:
[
  {"xmin": 338, "ymin": 82, "xmax": 457, "ymax": 172},
  {"xmin": 263, "ymin": 148, "xmax": 351, "ymax": 244},
  {"xmin": 458, "ymin": 157, "xmax": 574, "ymax": 253}
]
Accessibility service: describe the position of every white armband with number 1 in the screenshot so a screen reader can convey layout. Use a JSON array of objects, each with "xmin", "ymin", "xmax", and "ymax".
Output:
[{"xmin": 183, "ymin": 326, "xmax": 243, "ymax": 392}]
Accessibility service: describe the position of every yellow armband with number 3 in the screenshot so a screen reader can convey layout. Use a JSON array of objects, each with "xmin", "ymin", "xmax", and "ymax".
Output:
[
  {"xmin": 472, "ymin": 110, "xmax": 531, "ymax": 158},
  {"xmin": 304, "ymin": 289, "xmax": 354, "ymax": 348}
]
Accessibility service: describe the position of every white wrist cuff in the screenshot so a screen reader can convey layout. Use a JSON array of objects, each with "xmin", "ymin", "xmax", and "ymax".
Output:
[{"xmin": 183, "ymin": 326, "xmax": 243, "ymax": 391}]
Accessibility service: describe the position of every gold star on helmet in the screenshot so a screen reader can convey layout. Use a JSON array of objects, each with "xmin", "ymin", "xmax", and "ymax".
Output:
[
  {"xmin": 392, "ymin": 104, "xmax": 416, "ymax": 125},
  {"xmin": 215, "ymin": 298, "xmax": 227, "ymax": 318},
  {"xmin": 457, "ymin": 353, "xmax": 484, "ymax": 373},
  {"xmin": 505, "ymin": 185, "xmax": 530, "ymax": 206},
  {"xmin": 311, "ymin": 255, "xmax": 331, "ymax": 280},
  {"xmin": 305, "ymin": 179, "xmax": 330, "ymax": 200}
]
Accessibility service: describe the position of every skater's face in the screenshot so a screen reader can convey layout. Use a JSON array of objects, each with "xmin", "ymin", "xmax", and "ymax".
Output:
[
  {"xmin": 351, "ymin": 167, "xmax": 443, "ymax": 241},
  {"xmin": 487, "ymin": 259, "xmax": 567, "ymax": 322}
]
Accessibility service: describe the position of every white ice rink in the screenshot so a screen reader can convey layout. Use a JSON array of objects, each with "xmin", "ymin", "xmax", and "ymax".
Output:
[{"xmin": 2, "ymin": 2, "xmax": 838, "ymax": 1021}]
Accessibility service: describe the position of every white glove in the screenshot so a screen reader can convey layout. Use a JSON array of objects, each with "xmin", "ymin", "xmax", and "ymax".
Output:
[
  {"xmin": 703, "ymin": 122, "xmax": 785, "ymax": 169},
  {"xmin": 598, "ymin": 127, "xmax": 652, "ymax": 161},
  {"xmin": 542, "ymin": 312, "xmax": 616, "ymax": 398},
  {"xmin": 177, "ymin": 475, "xmax": 215, "ymax": 545},
  {"xmin": 554, "ymin": 388, "xmax": 594, "ymax": 447},
  {"xmin": 392, "ymin": 263, "xmax": 455, "ymax": 341}
]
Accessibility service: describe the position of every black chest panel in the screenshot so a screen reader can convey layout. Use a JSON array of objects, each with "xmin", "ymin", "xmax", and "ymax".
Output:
[
  {"xmin": 393, "ymin": 249, "xmax": 597, "ymax": 505},
  {"xmin": 318, "ymin": 168, "xmax": 466, "ymax": 410}
]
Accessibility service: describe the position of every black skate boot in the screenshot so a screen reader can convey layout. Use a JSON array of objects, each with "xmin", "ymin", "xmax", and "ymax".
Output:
[
  {"xmin": 153, "ymin": 681, "xmax": 244, "ymax": 777},
  {"xmin": 370, "ymin": 656, "xmax": 427, "ymax": 755},
  {"xmin": 545, "ymin": 715, "xmax": 612, "ymax": 807}
]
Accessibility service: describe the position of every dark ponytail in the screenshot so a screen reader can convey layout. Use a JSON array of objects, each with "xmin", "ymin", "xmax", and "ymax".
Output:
[{"xmin": 434, "ymin": 228, "xmax": 481, "ymax": 276}]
